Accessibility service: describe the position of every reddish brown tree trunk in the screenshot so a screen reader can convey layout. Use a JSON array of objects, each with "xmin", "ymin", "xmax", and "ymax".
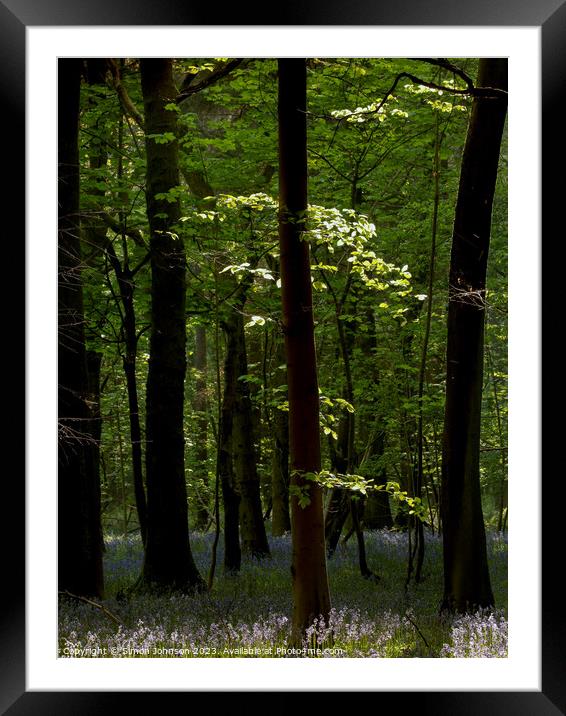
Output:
[{"xmin": 278, "ymin": 58, "xmax": 331, "ymax": 643}]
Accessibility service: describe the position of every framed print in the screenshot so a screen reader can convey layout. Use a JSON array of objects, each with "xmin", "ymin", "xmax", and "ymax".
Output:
[{"xmin": 6, "ymin": 0, "xmax": 560, "ymax": 712}]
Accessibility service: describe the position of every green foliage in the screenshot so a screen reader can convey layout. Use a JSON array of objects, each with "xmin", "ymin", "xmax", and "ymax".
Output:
[
  {"xmin": 146, "ymin": 132, "xmax": 177, "ymax": 144},
  {"xmin": 76, "ymin": 56, "xmax": 507, "ymax": 536},
  {"xmin": 290, "ymin": 469, "xmax": 427, "ymax": 520}
]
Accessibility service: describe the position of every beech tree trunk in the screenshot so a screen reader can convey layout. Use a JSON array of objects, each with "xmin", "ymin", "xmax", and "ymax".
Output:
[
  {"xmin": 278, "ymin": 58, "xmax": 331, "ymax": 643},
  {"xmin": 140, "ymin": 59, "xmax": 204, "ymax": 592},
  {"xmin": 58, "ymin": 58, "xmax": 104, "ymax": 598},
  {"xmin": 441, "ymin": 59, "xmax": 507, "ymax": 612}
]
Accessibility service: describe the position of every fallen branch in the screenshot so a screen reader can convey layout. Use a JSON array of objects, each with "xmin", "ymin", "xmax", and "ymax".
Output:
[{"xmin": 59, "ymin": 590, "xmax": 124, "ymax": 626}]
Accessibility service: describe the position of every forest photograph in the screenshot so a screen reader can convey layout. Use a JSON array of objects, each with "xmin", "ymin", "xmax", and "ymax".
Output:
[{"xmin": 58, "ymin": 55, "xmax": 508, "ymax": 660}]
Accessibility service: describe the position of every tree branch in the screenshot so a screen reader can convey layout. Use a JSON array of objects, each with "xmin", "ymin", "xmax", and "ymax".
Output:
[
  {"xmin": 307, "ymin": 61, "xmax": 507, "ymax": 126},
  {"xmin": 100, "ymin": 211, "xmax": 146, "ymax": 248},
  {"xmin": 107, "ymin": 59, "xmax": 145, "ymax": 129},
  {"xmin": 413, "ymin": 58, "xmax": 475, "ymax": 91},
  {"xmin": 176, "ymin": 59, "xmax": 244, "ymax": 104}
]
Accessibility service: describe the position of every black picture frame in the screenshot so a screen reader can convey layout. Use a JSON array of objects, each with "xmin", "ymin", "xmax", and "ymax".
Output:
[{"xmin": 7, "ymin": 0, "xmax": 559, "ymax": 712}]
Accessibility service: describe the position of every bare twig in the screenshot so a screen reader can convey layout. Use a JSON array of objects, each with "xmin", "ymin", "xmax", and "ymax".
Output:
[{"xmin": 404, "ymin": 612, "xmax": 430, "ymax": 650}]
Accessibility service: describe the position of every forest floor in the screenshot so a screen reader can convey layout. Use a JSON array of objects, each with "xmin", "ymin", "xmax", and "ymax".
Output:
[{"xmin": 59, "ymin": 529, "xmax": 507, "ymax": 658}]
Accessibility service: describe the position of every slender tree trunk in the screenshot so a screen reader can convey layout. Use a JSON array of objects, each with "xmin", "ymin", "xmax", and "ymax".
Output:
[
  {"xmin": 58, "ymin": 58, "xmax": 104, "ymax": 598},
  {"xmin": 232, "ymin": 314, "xmax": 270, "ymax": 557},
  {"xmin": 411, "ymin": 111, "xmax": 444, "ymax": 584},
  {"xmin": 356, "ymin": 307, "xmax": 393, "ymax": 530},
  {"xmin": 219, "ymin": 317, "xmax": 242, "ymax": 573},
  {"xmin": 207, "ymin": 290, "xmax": 223, "ymax": 588},
  {"xmin": 193, "ymin": 324, "xmax": 210, "ymax": 531},
  {"xmin": 86, "ymin": 351, "xmax": 105, "ymax": 554},
  {"xmin": 486, "ymin": 345, "xmax": 508, "ymax": 533},
  {"xmin": 140, "ymin": 58, "xmax": 204, "ymax": 592},
  {"xmin": 271, "ymin": 413, "xmax": 291, "ymax": 535},
  {"xmin": 441, "ymin": 59, "xmax": 507, "ymax": 612},
  {"xmin": 264, "ymin": 260, "xmax": 291, "ymax": 537},
  {"xmin": 271, "ymin": 337, "xmax": 291, "ymax": 535},
  {"xmin": 121, "ymin": 290, "xmax": 147, "ymax": 545},
  {"xmin": 323, "ymin": 276, "xmax": 356, "ymax": 555},
  {"xmin": 115, "ymin": 102, "xmax": 148, "ymax": 547},
  {"xmin": 325, "ymin": 420, "xmax": 350, "ymax": 556},
  {"xmin": 360, "ymin": 428, "xmax": 393, "ymax": 529},
  {"xmin": 246, "ymin": 330, "xmax": 265, "ymax": 498},
  {"xmin": 278, "ymin": 58, "xmax": 331, "ymax": 643},
  {"xmin": 222, "ymin": 311, "xmax": 270, "ymax": 558}
]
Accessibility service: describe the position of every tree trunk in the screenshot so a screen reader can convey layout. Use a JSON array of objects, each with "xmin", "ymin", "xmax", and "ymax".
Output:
[
  {"xmin": 356, "ymin": 307, "xmax": 393, "ymax": 531},
  {"xmin": 263, "ymin": 259, "xmax": 291, "ymax": 537},
  {"xmin": 233, "ymin": 314, "xmax": 270, "ymax": 558},
  {"xmin": 225, "ymin": 311, "xmax": 270, "ymax": 558},
  {"xmin": 271, "ymin": 335, "xmax": 291, "ymax": 536},
  {"xmin": 121, "ymin": 285, "xmax": 148, "ymax": 546},
  {"xmin": 219, "ymin": 316, "xmax": 242, "ymax": 573},
  {"xmin": 58, "ymin": 58, "xmax": 104, "ymax": 598},
  {"xmin": 86, "ymin": 351, "xmax": 105, "ymax": 554},
  {"xmin": 278, "ymin": 58, "xmax": 331, "ymax": 643},
  {"xmin": 140, "ymin": 59, "xmax": 204, "ymax": 592},
  {"xmin": 361, "ymin": 429, "xmax": 393, "ymax": 530},
  {"xmin": 441, "ymin": 59, "xmax": 507, "ymax": 612},
  {"xmin": 192, "ymin": 324, "xmax": 210, "ymax": 531},
  {"xmin": 325, "ymin": 420, "xmax": 350, "ymax": 556}
]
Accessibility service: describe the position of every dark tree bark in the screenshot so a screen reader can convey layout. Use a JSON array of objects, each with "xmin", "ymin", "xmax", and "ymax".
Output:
[
  {"xmin": 86, "ymin": 351, "xmax": 105, "ymax": 554},
  {"xmin": 356, "ymin": 307, "xmax": 393, "ymax": 530},
  {"xmin": 192, "ymin": 325, "xmax": 210, "ymax": 531},
  {"xmin": 221, "ymin": 296, "xmax": 270, "ymax": 560},
  {"xmin": 324, "ymin": 422, "xmax": 350, "ymax": 557},
  {"xmin": 321, "ymin": 269, "xmax": 356, "ymax": 556},
  {"xmin": 360, "ymin": 429, "xmax": 393, "ymax": 530},
  {"xmin": 263, "ymin": 256, "xmax": 291, "ymax": 536},
  {"xmin": 120, "ymin": 272, "xmax": 148, "ymax": 545},
  {"xmin": 245, "ymin": 330, "xmax": 266, "ymax": 512},
  {"xmin": 441, "ymin": 59, "xmax": 507, "ymax": 613},
  {"xmin": 218, "ymin": 318, "xmax": 242, "ymax": 573},
  {"xmin": 139, "ymin": 59, "xmax": 204, "ymax": 592},
  {"xmin": 323, "ymin": 294, "xmax": 382, "ymax": 578},
  {"xmin": 271, "ymin": 336, "xmax": 291, "ymax": 536},
  {"xmin": 278, "ymin": 58, "xmax": 331, "ymax": 643},
  {"xmin": 58, "ymin": 58, "xmax": 104, "ymax": 598},
  {"xmin": 232, "ymin": 315, "xmax": 270, "ymax": 558}
]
